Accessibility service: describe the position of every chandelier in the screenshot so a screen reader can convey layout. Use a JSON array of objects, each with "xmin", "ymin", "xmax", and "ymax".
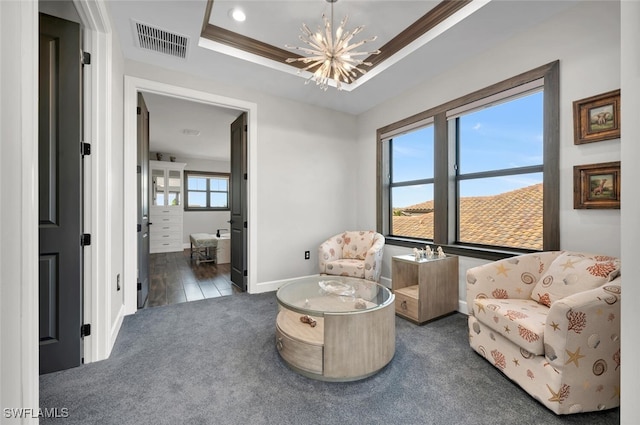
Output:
[{"xmin": 285, "ymin": 0, "xmax": 380, "ymax": 91}]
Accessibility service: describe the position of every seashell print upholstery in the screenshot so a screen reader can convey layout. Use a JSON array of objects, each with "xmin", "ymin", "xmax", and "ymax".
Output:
[
  {"xmin": 466, "ymin": 251, "xmax": 621, "ymax": 415},
  {"xmin": 318, "ymin": 231, "xmax": 385, "ymax": 282}
]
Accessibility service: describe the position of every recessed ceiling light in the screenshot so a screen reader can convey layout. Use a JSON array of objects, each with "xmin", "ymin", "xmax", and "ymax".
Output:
[
  {"xmin": 182, "ymin": 129, "xmax": 201, "ymax": 136},
  {"xmin": 229, "ymin": 8, "xmax": 246, "ymax": 22}
]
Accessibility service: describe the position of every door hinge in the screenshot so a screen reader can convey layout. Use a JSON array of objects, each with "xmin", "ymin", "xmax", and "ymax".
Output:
[
  {"xmin": 244, "ymin": 124, "xmax": 247, "ymax": 132},
  {"xmin": 137, "ymin": 224, "xmax": 142, "ymax": 232},
  {"xmin": 81, "ymin": 142, "xmax": 91, "ymax": 156},
  {"xmin": 80, "ymin": 324, "xmax": 91, "ymax": 338},
  {"xmin": 137, "ymin": 281, "xmax": 142, "ymax": 291},
  {"xmin": 243, "ymin": 221, "xmax": 247, "ymax": 229},
  {"xmin": 81, "ymin": 51, "xmax": 91, "ymax": 66},
  {"xmin": 137, "ymin": 106, "xmax": 141, "ymax": 115},
  {"xmin": 81, "ymin": 234, "xmax": 91, "ymax": 246},
  {"xmin": 243, "ymin": 173, "xmax": 248, "ymax": 180},
  {"xmin": 243, "ymin": 270, "xmax": 248, "ymax": 277},
  {"xmin": 137, "ymin": 165, "xmax": 142, "ymax": 174}
]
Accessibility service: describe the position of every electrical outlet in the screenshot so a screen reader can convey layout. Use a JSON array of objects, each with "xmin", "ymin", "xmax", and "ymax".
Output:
[
  {"xmin": 304, "ymin": 251, "xmax": 310, "ymax": 260},
  {"xmin": 116, "ymin": 273, "xmax": 121, "ymax": 291}
]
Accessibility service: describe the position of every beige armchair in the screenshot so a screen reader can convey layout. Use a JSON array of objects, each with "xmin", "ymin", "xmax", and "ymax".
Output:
[
  {"xmin": 466, "ymin": 251, "xmax": 621, "ymax": 414},
  {"xmin": 318, "ymin": 231, "xmax": 385, "ymax": 282}
]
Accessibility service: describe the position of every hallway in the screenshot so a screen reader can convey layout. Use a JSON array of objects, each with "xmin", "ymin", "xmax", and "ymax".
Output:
[{"xmin": 146, "ymin": 250, "xmax": 239, "ymax": 308}]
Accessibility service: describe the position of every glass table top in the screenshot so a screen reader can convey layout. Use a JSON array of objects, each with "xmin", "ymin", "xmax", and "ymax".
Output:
[{"xmin": 276, "ymin": 276, "xmax": 393, "ymax": 316}]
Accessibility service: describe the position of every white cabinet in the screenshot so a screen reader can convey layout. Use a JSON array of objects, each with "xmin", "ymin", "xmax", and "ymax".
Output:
[{"xmin": 149, "ymin": 160, "xmax": 186, "ymax": 253}]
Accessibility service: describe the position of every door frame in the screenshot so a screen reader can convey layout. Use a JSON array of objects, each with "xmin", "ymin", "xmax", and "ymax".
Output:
[
  {"xmin": 122, "ymin": 77, "xmax": 259, "ymax": 315},
  {"xmin": 1, "ymin": 0, "xmax": 112, "ymax": 411},
  {"xmin": 74, "ymin": 0, "xmax": 116, "ymax": 364}
]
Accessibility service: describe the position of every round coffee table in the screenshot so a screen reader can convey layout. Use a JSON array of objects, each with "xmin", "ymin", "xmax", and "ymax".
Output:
[{"xmin": 275, "ymin": 276, "xmax": 395, "ymax": 381}]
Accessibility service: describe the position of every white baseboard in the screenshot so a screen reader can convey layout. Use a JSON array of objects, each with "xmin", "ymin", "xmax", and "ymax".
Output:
[
  {"xmin": 252, "ymin": 274, "xmax": 321, "ymax": 294},
  {"xmin": 379, "ymin": 276, "xmax": 392, "ymax": 289},
  {"xmin": 109, "ymin": 303, "xmax": 125, "ymax": 357},
  {"xmin": 458, "ymin": 299, "xmax": 468, "ymax": 315}
]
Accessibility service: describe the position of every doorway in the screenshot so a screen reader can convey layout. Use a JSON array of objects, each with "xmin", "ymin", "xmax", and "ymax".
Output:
[
  {"xmin": 132, "ymin": 88, "xmax": 254, "ymax": 310},
  {"xmin": 123, "ymin": 77, "xmax": 258, "ymax": 315}
]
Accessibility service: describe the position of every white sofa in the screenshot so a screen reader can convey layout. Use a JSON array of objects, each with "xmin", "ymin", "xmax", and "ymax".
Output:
[{"xmin": 466, "ymin": 251, "xmax": 621, "ymax": 414}]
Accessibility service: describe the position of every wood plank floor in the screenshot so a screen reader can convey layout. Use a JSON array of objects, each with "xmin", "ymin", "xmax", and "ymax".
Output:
[{"xmin": 145, "ymin": 249, "xmax": 240, "ymax": 309}]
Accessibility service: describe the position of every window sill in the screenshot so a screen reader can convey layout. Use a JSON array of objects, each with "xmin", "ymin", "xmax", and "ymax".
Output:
[
  {"xmin": 184, "ymin": 208, "xmax": 230, "ymax": 212},
  {"xmin": 384, "ymin": 236, "xmax": 538, "ymax": 261}
]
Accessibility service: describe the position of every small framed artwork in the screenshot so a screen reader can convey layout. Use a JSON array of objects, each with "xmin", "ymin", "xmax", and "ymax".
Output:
[
  {"xmin": 573, "ymin": 161, "xmax": 621, "ymax": 209},
  {"xmin": 573, "ymin": 89, "xmax": 620, "ymax": 144}
]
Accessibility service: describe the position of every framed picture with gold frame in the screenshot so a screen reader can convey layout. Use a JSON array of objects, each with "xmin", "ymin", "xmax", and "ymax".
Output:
[
  {"xmin": 573, "ymin": 162, "xmax": 620, "ymax": 209},
  {"xmin": 573, "ymin": 89, "xmax": 620, "ymax": 144}
]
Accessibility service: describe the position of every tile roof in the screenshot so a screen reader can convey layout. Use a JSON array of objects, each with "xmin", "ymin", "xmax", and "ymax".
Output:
[{"xmin": 392, "ymin": 183, "xmax": 543, "ymax": 250}]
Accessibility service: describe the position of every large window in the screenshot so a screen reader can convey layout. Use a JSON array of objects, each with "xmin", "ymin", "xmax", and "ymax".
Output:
[
  {"xmin": 453, "ymin": 90, "xmax": 544, "ymax": 250},
  {"xmin": 389, "ymin": 124, "xmax": 435, "ymax": 239},
  {"xmin": 184, "ymin": 171, "xmax": 230, "ymax": 211},
  {"xmin": 377, "ymin": 62, "xmax": 559, "ymax": 259}
]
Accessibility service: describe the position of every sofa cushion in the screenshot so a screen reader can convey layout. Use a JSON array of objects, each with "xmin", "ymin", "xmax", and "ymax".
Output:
[
  {"xmin": 325, "ymin": 259, "xmax": 365, "ymax": 279},
  {"xmin": 530, "ymin": 252, "xmax": 620, "ymax": 307},
  {"xmin": 342, "ymin": 231, "xmax": 375, "ymax": 260},
  {"xmin": 473, "ymin": 298, "xmax": 549, "ymax": 355}
]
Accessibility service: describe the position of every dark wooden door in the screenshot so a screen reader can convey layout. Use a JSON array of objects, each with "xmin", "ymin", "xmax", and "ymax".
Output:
[
  {"xmin": 38, "ymin": 13, "xmax": 83, "ymax": 374},
  {"xmin": 137, "ymin": 93, "xmax": 150, "ymax": 308},
  {"xmin": 230, "ymin": 113, "xmax": 247, "ymax": 291}
]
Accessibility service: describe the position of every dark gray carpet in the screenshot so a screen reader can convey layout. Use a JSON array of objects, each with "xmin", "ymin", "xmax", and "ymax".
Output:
[{"xmin": 40, "ymin": 293, "xmax": 619, "ymax": 424}]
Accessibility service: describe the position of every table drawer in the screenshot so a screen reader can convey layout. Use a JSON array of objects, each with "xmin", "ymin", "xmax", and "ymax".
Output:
[
  {"xmin": 276, "ymin": 325, "xmax": 323, "ymax": 374},
  {"xmin": 394, "ymin": 285, "xmax": 419, "ymax": 322}
]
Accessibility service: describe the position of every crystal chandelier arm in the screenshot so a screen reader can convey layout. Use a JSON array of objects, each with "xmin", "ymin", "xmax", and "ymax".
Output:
[
  {"xmin": 285, "ymin": 0, "xmax": 380, "ymax": 91},
  {"xmin": 323, "ymin": 14, "xmax": 333, "ymax": 50}
]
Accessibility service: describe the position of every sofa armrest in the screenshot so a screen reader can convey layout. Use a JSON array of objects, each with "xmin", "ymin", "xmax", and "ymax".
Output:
[
  {"xmin": 466, "ymin": 251, "xmax": 561, "ymax": 314},
  {"xmin": 364, "ymin": 234, "xmax": 385, "ymax": 282},
  {"xmin": 544, "ymin": 277, "xmax": 621, "ymax": 375},
  {"xmin": 318, "ymin": 234, "xmax": 344, "ymax": 274}
]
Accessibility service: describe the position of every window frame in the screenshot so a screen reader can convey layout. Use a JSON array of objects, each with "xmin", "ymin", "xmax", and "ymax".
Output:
[
  {"xmin": 376, "ymin": 61, "xmax": 559, "ymax": 261},
  {"xmin": 184, "ymin": 170, "xmax": 230, "ymax": 212}
]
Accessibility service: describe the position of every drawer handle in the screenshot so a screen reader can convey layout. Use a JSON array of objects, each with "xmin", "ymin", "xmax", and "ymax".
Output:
[
  {"xmin": 276, "ymin": 337, "xmax": 283, "ymax": 351},
  {"xmin": 400, "ymin": 300, "xmax": 407, "ymax": 310}
]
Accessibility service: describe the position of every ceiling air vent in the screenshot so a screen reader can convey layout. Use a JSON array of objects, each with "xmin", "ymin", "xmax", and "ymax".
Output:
[{"xmin": 133, "ymin": 21, "xmax": 189, "ymax": 59}]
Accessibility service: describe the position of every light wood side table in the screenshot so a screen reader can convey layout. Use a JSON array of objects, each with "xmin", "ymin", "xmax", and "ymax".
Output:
[
  {"xmin": 391, "ymin": 254, "xmax": 459, "ymax": 324},
  {"xmin": 275, "ymin": 276, "xmax": 395, "ymax": 381}
]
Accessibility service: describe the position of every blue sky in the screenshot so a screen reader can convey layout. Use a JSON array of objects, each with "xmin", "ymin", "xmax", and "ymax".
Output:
[{"xmin": 392, "ymin": 91, "xmax": 543, "ymax": 208}]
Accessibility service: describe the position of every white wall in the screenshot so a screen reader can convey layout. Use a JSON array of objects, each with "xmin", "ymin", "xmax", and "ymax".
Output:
[
  {"xmin": 355, "ymin": 0, "xmax": 621, "ymax": 312},
  {"xmin": 178, "ymin": 156, "xmax": 231, "ymax": 244},
  {"xmin": 125, "ymin": 60, "xmax": 359, "ymax": 286},
  {"xmin": 620, "ymin": 1, "xmax": 640, "ymax": 423},
  {"xmin": 0, "ymin": 1, "xmax": 39, "ymax": 421}
]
